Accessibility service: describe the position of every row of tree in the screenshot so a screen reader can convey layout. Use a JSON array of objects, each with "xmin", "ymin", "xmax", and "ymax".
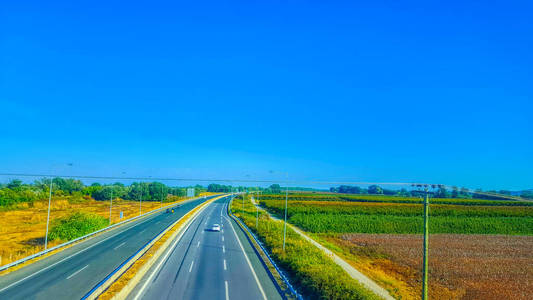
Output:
[
  {"xmin": 205, "ymin": 184, "xmax": 284, "ymax": 193},
  {"xmin": 329, "ymin": 185, "xmax": 533, "ymax": 200},
  {"xmin": 0, "ymin": 178, "xmax": 206, "ymax": 207}
]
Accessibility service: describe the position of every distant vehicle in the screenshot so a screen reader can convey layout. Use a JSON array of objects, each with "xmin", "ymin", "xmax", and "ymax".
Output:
[
  {"xmin": 166, "ymin": 208, "xmax": 174, "ymax": 213},
  {"xmin": 211, "ymin": 224, "xmax": 221, "ymax": 232}
]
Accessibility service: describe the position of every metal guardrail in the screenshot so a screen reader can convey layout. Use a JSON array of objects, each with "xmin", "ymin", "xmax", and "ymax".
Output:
[
  {"xmin": 81, "ymin": 209, "xmax": 181, "ymax": 300},
  {"xmin": 228, "ymin": 196, "xmax": 302, "ymax": 300},
  {"xmin": 82, "ymin": 194, "xmax": 221, "ymax": 299},
  {"xmin": 0, "ymin": 196, "xmax": 209, "ymax": 272}
]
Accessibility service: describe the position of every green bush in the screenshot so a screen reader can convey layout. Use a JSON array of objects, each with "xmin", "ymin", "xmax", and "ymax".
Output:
[{"xmin": 49, "ymin": 212, "xmax": 108, "ymax": 241}]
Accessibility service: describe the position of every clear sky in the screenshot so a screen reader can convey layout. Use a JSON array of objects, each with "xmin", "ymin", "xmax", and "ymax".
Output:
[{"xmin": 1, "ymin": 1, "xmax": 532, "ymax": 190}]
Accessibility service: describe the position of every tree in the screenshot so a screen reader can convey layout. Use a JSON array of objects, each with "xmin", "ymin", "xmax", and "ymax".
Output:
[
  {"xmin": 368, "ymin": 185, "xmax": 383, "ymax": 194},
  {"xmin": 7, "ymin": 179, "xmax": 23, "ymax": 189},
  {"xmin": 52, "ymin": 178, "xmax": 84, "ymax": 194},
  {"xmin": 149, "ymin": 182, "xmax": 168, "ymax": 201},
  {"xmin": 435, "ymin": 187, "xmax": 448, "ymax": 198},
  {"xmin": 269, "ymin": 184, "xmax": 281, "ymax": 194}
]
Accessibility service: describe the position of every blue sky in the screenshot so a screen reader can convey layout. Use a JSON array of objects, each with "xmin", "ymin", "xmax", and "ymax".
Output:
[{"xmin": 1, "ymin": 1, "xmax": 532, "ymax": 190}]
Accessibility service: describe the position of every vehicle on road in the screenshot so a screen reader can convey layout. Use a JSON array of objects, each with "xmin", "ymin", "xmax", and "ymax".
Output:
[
  {"xmin": 211, "ymin": 224, "xmax": 221, "ymax": 232},
  {"xmin": 166, "ymin": 208, "xmax": 174, "ymax": 213}
]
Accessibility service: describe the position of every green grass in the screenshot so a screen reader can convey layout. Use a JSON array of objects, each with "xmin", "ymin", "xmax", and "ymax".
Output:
[
  {"xmin": 49, "ymin": 212, "xmax": 108, "ymax": 241},
  {"xmin": 260, "ymin": 199, "xmax": 533, "ymax": 235},
  {"xmin": 231, "ymin": 196, "xmax": 380, "ymax": 300},
  {"xmin": 259, "ymin": 193, "xmax": 533, "ymax": 206},
  {"xmin": 289, "ymin": 214, "xmax": 533, "ymax": 235}
]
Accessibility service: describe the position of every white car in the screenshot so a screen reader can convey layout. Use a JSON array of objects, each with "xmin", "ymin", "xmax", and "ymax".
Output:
[{"xmin": 211, "ymin": 224, "xmax": 221, "ymax": 232}]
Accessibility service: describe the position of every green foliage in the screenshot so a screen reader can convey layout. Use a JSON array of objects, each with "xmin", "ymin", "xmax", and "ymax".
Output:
[
  {"xmin": 92, "ymin": 185, "xmax": 127, "ymax": 200},
  {"xmin": 231, "ymin": 195, "xmax": 379, "ymax": 300},
  {"xmin": 259, "ymin": 193, "xmax": 533, "ymax": 206},
  {"xmin": 48, "ymin": 212, "xmax": 108, "ymax": 241},
  {"xmin": 52, "ymin": 178, "xmax": 84, "ymax": 194},
  {"xmin": 260, "ymin": 199, "xmax": 533, "ymax": 235},
  {"xmin": 367, "ymin": 185, "xmax": 383, "ymax": 195},
  {"xmin": 207, "ymin": 184, "xmax": 232, "ymax": 193},
  {"xmin": 0, "ymin": 187, "xmax": 44, "ymax": 207}
]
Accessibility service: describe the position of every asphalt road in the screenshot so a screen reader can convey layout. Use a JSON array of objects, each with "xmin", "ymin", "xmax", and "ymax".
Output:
[
  {"xmin": 128, "ymin": 196, "xmax": 282, "ymax": 300},
  {"xmin": 0, "ymin": 196, "xmax": 214, "ymax": 300}
]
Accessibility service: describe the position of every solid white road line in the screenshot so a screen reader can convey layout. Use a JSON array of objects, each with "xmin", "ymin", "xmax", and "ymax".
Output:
[
  {"xmin": 114, "ymin": 242, "xmax": 126, "ymax": 250},
  {"xmin": 222, "ymin": 245, "xmax": 225, "ymax": 253},
  {"xmin": 66, "ymin": 264, "xmax": 89, "ymax": 280},
  {"xmin": 223, "ymin": 259, "xmax": 227, "ymax": 270},
  {"xmin": 133, "ymin": 202, "xmax": 212, "ymax": 300},
  {"xmin": 189, "ymin": 260, "xmax": 194, "ymax": 273},
  {"xmin": 225, "ymin": 215, "xmax": 268, "ymax": 300},
  {"xmin": 225, "ymin": 280, "xmax": 229, "ymax": 300},
  {"xmin": 0, "ymin": 216, "xmax": 155, "ymax": 294}
]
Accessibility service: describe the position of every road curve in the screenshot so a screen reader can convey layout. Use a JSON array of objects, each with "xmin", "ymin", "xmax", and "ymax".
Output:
[
  {"xmin": 128, "ymin": 196, "xmax": 282, "ymax": 300},
  {"xmin": 0, "ymin": 196, "xmax": 215, "ymax": 300}
]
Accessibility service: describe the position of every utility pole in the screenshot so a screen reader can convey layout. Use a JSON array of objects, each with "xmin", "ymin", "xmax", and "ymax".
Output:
[
  {"xmin": 160, "ymin": 183, "xmax": 164, "ymax": 209},
  {"xmin": 44, "ymin": 177, "xmax": 53, "ymax": 250},
  {"xmin": 282, "ymin": 173, "xmax": 289, "ymax": 252},
  {"xmin": 139, "ymin": 183, "xmax": 143, "ymax": 216},
  {"xmin": 109, "ymin": 186, "xmax": 113, "ymax": 225},
  {"xmin": 422, "ymin": 187, "xmax": 429, "ymax": 300},
  {"xmin": 44, "ymin": 163, "xmax": 72, "ymax": 250},
  {"xmin": 256, "ymin": 192, "xmax": 259, "ymax": 228}
]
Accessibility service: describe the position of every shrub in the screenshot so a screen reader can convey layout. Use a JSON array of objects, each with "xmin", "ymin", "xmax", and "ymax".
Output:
[{"xmin": 49, "ymin": 212, "xmax": 108, "ymax": 241}]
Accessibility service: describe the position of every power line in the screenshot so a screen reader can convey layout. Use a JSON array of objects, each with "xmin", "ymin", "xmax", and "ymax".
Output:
[{"xmin": 0, "ymin": 172, "xmax": 529, "ymax": 202}]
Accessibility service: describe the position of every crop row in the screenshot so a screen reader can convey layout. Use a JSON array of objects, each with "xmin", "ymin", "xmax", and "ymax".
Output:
[
  {"xmin": 231, "ymin": 195, "xmax": 380, "ymax": 299},
  {"xmin": 260, "ymin": 200, "xmax": 533, "ymax": 218},
  {"xmin": 289, "ymin": 214, "xmax": 533, "ymax": 235},
  {"xmin": 259, "ymin": 200, "xmax": 533, "ymax": 235},
  {"xmin": 257, "ymin": 193, "xmax": 533, "ymax": 206}
]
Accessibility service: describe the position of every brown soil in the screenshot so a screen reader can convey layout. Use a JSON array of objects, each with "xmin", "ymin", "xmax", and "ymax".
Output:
[{"xmin": 330, "ymin": 234, "xmax": 533, "ymax": 300}]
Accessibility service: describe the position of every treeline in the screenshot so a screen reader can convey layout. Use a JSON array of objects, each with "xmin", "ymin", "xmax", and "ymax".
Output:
[
  {"xmin": 330, "ymin": 185, "xmax": 533, "ymax": 200},
  {"xmin": 0, "ymin": 178, "xmax": 205, "ymax": 207},
  {"xmin": 206, "ymin": 183, "xmax": 285, "ymax": 194}
]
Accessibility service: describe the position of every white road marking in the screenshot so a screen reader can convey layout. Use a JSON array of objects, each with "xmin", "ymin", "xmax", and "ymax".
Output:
[
  {"xmin": 189, "ymin": 260, "xmax": 194, "ymax": 272},
  {"xmin": 133, "ymin": 201, "xmax": 214, "ymax": 300},
  {"xmin": 140, "ymin": 229, "xmax": 146, "ymax": 234},
  {"xmin": 66, "ymin": 264, "xmax": 89, "ymax": 279},
  {"xmin": 225, "ymin": 281, "xmax": 229, "ymax": 300},
  {"xmin": 0, "ymin": 215, "xmax": 154, "ymax": 294},
  {"xmin": 225, "ymin": 215, "xmax": 267, "ymax": 300},
  {"xmin": 222, "ymin": 236, "xmax": 224, "ymax": 242},
  {"xmin": 114, "ymin": 242, "xmax": 126, "ymax": 250},
  {"xmin": 197, "ymin": 241, "xmax": 200, "ymax": 248},
  {"xmin": 223, "ymin": 259, "xmax": 227, "ymax": 270},
  {"xmin": 222, "ymin": 245, "xmax": 225, "ymax": 253},
  {"xmin": 156, "ymin": 221, "xmax": 160, "ymax": 224}
]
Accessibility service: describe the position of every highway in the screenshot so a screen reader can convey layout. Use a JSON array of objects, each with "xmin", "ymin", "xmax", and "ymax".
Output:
[
  {"xmin": 0, "ymin": 196, "xmax": 214, "ymax": 300},
  {"xmin": 128, "ymin": 196, "xmax": 282, "ymax": 300}
]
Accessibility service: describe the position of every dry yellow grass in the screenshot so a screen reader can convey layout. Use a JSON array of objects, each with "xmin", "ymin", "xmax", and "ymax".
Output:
[{"xmin": 0, "ymin": 196, "xmax": 189, "ymax": 269}]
